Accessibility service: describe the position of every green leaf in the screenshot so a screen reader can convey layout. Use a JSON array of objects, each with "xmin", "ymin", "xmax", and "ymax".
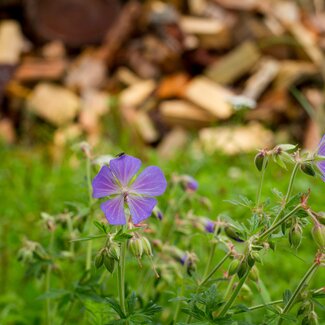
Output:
[
  {"xmin": 283, "ymin": 289, "xmax": 292, "ymax": 305},
  {"xmin": 105, "ymin": 297, "xmax": 126, "ymax": 318},
  {"xmin": 71, "ymin": 234, "xmax": 107, "ymax": 242}
]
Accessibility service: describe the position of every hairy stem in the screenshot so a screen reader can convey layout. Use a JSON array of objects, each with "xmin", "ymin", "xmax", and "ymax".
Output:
[
  {"xmin": 277, "ymin": 262, "xmax": 319, "ymax": 325},
  {"xmin": 234, "ymin": 300, "xmax": 283, "ymax": 314},
  {"xmin": 258, "ymin": 205, "xmax": 301, "ymax": 241},
  {"xmin": 45, "ymin": 231, "xmax": 54, "ymax": 325},
  {"xmin": 272, "ymin": 162, "xmax": 299, "ymax": 226},
  {"xmin": 118, "ymin": 240, "xmax": 127, "ymax": 315},
  {"xmin": 85, "ymin": 157, "xmax": 94, "ymax": 271},
  {"xmin": 218, "ymin": 268, "xmax": 251, "ymax": 317},
  {"xmin": 256, "ymin": 156, "xmax": 268, "ymax": 207}
]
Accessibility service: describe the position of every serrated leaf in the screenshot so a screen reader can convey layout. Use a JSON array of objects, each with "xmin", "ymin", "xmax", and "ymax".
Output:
[
  {"xmin": 105, "ymin": 297, "xmax": 126, "ymax": 318},
  {"xmin": 283, "ymin": 289, "xmax": 292, "ymax": 305}
]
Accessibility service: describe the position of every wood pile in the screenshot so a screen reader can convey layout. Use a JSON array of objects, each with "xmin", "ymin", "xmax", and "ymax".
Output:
[{"xmin": 0, "ymin": 0, "xmax": 324, "ymax": 153}]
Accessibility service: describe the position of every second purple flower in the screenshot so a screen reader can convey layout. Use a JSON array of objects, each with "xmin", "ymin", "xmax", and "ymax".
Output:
[{"xmin": 92, "ymin": 154, "xmax": 167, "ymax": 225}]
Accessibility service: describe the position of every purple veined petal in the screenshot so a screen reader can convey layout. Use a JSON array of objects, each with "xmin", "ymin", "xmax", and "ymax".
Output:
[
  {"xmin": 92, "ymin": 166, "xmax": 120, "ymax": 198},
  {"xmin": 129, "ymin": 166, "xmax": 167, "ymax": 196},
  {"xmin": 100, "ymin": 195, "xmax": 126, "ymax": 225},
  {"xmin": 318, "ymin": 135, "xmax": 325, "ymax": 156},
  {"xmin": 109, "ymin": 155, "xmax": 141, "ymax": 187},
  {"xmin": 127, "ymin": 195, "xmax": 157, "ymax": 224},
  {"xmin": 317, "ymin": 161, "xmax": 325, "ymax": 181}
]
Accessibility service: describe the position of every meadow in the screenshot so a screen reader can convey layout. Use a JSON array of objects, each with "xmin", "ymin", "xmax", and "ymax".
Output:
[{"xmin": 0, "ymin": 139, "xmax": 324, "ymax": 324}]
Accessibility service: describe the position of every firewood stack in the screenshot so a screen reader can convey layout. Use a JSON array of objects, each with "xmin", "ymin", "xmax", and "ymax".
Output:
[{"xmin": 0, "ymin": 0, "xmax": 324, "ymax": 154}]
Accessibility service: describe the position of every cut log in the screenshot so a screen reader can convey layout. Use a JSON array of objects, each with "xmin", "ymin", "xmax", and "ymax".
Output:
[
  {"xmin": 160, "ymin": 100, "xmax": 216, "ymax": 126},
  {"xmin": 158, "ymin": 127, "xmax": 188, "ymax": 159},
  {"xmin": 184, "ymin": 77, "xmax": 233, "ymax": 119},
  {"xmin": 14, "ymin": 58, "xmax": 67, "ymax": 81},
  {"xmin": 242, "ymin": 58, "xmax": 280, "ymax": 100},
  {"xmin": 199, "ymin": 122, "xmax": 274, "ymax": 154},
  {"xmin": 204, "ymin": 41, "xmax": 261, "ymax": 84},
  {"xmin": 119, "ymin": 80, "xmax": 156, "ymax": 107},
  {"xmin": 28, "ymin": 83, "xmax": 80, "ymax": 126}
]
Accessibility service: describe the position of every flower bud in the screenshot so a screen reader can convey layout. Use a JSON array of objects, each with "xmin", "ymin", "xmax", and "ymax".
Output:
[
  {"xmin": 302, "ymin": 311, "xmax": 318, "ymax": 325},
  {"xmin": 254, "ymin": 151, "xmax": 268, "ymax": 171},
  {"xmin": 248, "ymin": 266, "xmax": 259, "ymax": 282},
  {"xmin": 103, "ymin": 254, "xmax": 115, "ymax": 273},
  {"xmin": 153, "ymin": 206, "xmax": 163, "ymax": 220},
  {"xmin": 289, "ymin": 223, "xmax": 303, "ymax": 249},
  {"xmin": 225, "ymin": 226, "xmax": 244, "ymax": 242},
  {"xmin": 237, "ymin": 260, "xmax": 248, "ymax": 278},
  {"xmin": 247, "ymin": 251, "xmax": 261, "ymax": 267},
  {"xmin": 128, "ymin": 237, "xmax": 143, "ymax": 258},
  {"xmin": 297, "ymin": 301, "xmax": 311, "ymax": 317},
  {"xmin": 94, "ymin": 249, "xmax": 105, "ymax": 269},
  {"xmin": 141, "ymin": 237, "xmax": 153, "ymax": 257},
  {"xmin": 204, "ymin": 220, "xmax": 215, "ymax": 233},
  {"xmin": 301, "ymin": 163, "xmax": 316, "ymax": 177},
  {"xmin": 107, "ymin": 242, "xmax": 120, "ymax": 261},
  {"xmin": 311, "ymin": 223, "xmax": 325, "ymax": 249},
  {"xmin": 228, "ymin": 259, "xmax": 241, "ymax": 276},
  {"xmin": 181, "ymin": 175, "xmax": 198, "ymax": 192}
]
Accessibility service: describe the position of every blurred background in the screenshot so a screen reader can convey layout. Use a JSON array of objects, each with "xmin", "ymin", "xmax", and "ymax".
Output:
[{"xmin": 1, "ymin": 0, "xmax": 325, "ymax": 323}]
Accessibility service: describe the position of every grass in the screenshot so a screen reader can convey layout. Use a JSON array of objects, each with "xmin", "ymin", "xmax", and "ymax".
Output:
[{"xmin": 0, "ymin": 142, "xmax": 324, "ymax": 324}]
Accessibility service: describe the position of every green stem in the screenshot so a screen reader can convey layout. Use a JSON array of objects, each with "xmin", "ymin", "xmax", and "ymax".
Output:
[
  {"xmin": 256, "ymin": 156, "xmax": 267, "ymax": 207},
  {"xmin": 200, "ymin": 252, "xmax": 231, "ymax": 287},
  {"xmin": 223, "ymin": 276, "xmax": 236, "ymax": 301},
  {"xmin": 45, "ymin": 231, "xmax": 54, "ymax": 325},
  {"xmin": 85, "ymin": 157, "xmax": 94, "ymax": 271},
  {"xmin": 218, "ymin": 268, "xmax": 252, "ymax": 317},
  {"xmin": 173, "ymin": 280, "xmax": 184, "ymax": 324},
  {"xmin": 277, "ymin": 262, "xmax": 319, "ymax": 325},
  {"xmin": 61, "ymin": 300, "xmax": 75, "ymax": 325},
  {"xmin": 118, "ymin": 240, "xmax": 127, "ymax": 315},
  {"xmin": 258, "ymin": 205, "xmax": 301, "ymax": 241},
  {"xmin": 234, "ymin": 300, "xmax": 283, "ymax": 314},
  {"xmin": 186, "ymin": 252, "xmax": 231, "ymax": 323},
  {"xmin": 272, "ymin": 162, "xmax": 299, "ymax": 225}
]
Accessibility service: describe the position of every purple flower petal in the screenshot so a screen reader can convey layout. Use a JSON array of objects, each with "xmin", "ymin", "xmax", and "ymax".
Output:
[
  {"xmin": 110, "ymin": 155, "xmax": 141, "ymax": 186},
  {"xmin": 129, "ymin": 166, "xmax": 167, "ymax": 196},
  {"xmin": 318, "ymin": 135, "xmax": 325, "ymax": 156},
  {"xmin": 127, "ymin": 195, "xmax": 157, "ymax": 224},
  {"xmin": 317, "ymin": 161, "xmax": 325, "ymax": 181},
  {"xmin": 100, "ymin": 196, "xmax": 126, "ymax": 225},
  {"xmin": 92, "ymin": 166, "xmax": 120, "ymax": 198}
]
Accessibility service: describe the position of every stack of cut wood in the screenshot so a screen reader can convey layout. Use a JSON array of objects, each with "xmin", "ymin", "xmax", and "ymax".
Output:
[{"xmin": 0, "ymin": 0, "xmax": 324, "ymax": 154}]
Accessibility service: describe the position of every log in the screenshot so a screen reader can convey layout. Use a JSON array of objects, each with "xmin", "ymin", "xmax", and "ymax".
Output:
[
  {"xmin": 184, "ymin": 77, "xmax": 233, "ymax": 119},
  {"xmin": 204, "ymin": 41, "xmax": 261, "ymax": 84}
]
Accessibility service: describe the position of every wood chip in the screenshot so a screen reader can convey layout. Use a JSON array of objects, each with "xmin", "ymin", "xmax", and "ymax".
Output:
[
  {"xmin": 205, "ymin": 41, "xmax": 261, "ymax": 84},
  {"xmin": 134, "ymin": 111, "xmax": 159, "ymax": 143},
  {"xmin": 180, "ymin": 16, "xmax": 225, "ymax": 35},
  {"xmin": 184, "ymin": 77, "xmax": 233, "ymax": 119},
  {"xmin": 242, "ymin": 58, "xmax": 280, "ymax": 100},
  {"xmin": 0, "ymin": 118, "xmax": 16, "ymax": 144},
  {"xmin": 160, "ymin": 100, "xmax": 216, "ymax": 126},
  {"xmin": 158, "ymin": 127, "xmax": 188, "ymax": 159},
  {"xmin": 199, "ymin": 122, "xmax": 274, "ymax": 154},
  {"xmin": 0, "ymin": 20, "xmax": 26, "ymax": 64},
  {"xmin": 28, "ymin": 83, "xmax": 80, "ymax": 126},
  {"xmin": 14, "ymin": 58, "xmax": 67, "ymax": 81},
  {"xmin": 119, "ymin": 79, "xmax": 156, "ymax": 107},
  {"xmin": 157, "ymin": 73, "xmax": 190, "ymax": 99}
]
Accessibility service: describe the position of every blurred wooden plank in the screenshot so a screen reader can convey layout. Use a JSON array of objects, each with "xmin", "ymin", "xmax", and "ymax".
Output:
[
  {"xmin": 158, "ymin": 127, "xmax": 188, "ymax": 159},
  {"xmin": 160, "ymin": 99, "xmax": 216, "ymax": 125},
  {"xmin": 242, "ymin": 58, "xmax": 280, "ymax": 100},
  {"xmin": 204, "ymin": 41, "xmax": 261, "ymax": 84},
  {"xmin": 15, "ymin": 58, "xmax": 67, "ymax": 81},
  {"xmin": 120, "ymin": 79, "xmax": 156, "ymax": 107},
  {"xmin": 199, "ymin": 122, "xmax": 274, "ymax": 155},
  {"xmin": 134, "ymin": 111, "xmax": 159, "ymax": 143},
  {"xmin": 184, "ymin": 77, "xmax": 233, "ymax": 119}
]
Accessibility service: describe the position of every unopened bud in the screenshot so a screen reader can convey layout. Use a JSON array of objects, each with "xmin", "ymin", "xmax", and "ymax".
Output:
[
  {"xmin": 141, "ymin": 237, "xmax": 153, "ymax": 257},
  {"xmin": 312, "ymin": 223, "xmax": 325, "ymax": 249},
  {"xmin": 228, "ymin": 259, "xmax": 241, "ymax": 276},
  {"xmin": 237, "ymin": 260, "xmax": 248, "ymax": 278},
  {"xmin": 181, "ymin": 175, "xmax": 198, "ymax": 192},
  {"xmin": 225, "ymin": 226, "xmax": 244, "ymax": 242},
  {"xmin": 128, "ymin": 237, "xmax": 143, "ymax": 258},
  {"xmin": 107, "ymin": 242, "xmax": 120, "ymax": 261},
  {"xmin": 289, "ymin": 223, "xmax": 303, "ymax": 249},
  {"xmin": 94, "ymin": 250, "xmax": 104, "ymax": 269},
  {"xmin": 254, "ymin": 151, "xmax": 268, "ymax": 171},
  {"xmin": 248, "ymin": 266, "xmax": 259, "ymax": 282},
  {"xmin": 103, "ymin": 254, "xmax": 115, "ymax": 273},
  {"xmin": 247, "ymin": 251, "xmax": 261, "ymax": 267},
  {"xmin": 301, "ymin": 163, "xmax": 316, "ymax": 177},
  {"xmin": 204, "ymin": 220, "xmax": 215, "ymax": 233}
]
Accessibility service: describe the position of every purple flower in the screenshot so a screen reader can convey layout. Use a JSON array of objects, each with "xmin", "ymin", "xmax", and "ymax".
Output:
[
  {"xmin": 317, "ymin": 135, "xmax": 325, "ymax": 181},
  {"xmin": 92, "ymin": 154, "xmax": 167, "ymax": 225},
  {"xmin": 181, "ymin": 175, "xmax": 198, "ymax": 192},
  {"xmin": 204, "ymin": 220, "xmax": 215, "ymax": 233}
]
